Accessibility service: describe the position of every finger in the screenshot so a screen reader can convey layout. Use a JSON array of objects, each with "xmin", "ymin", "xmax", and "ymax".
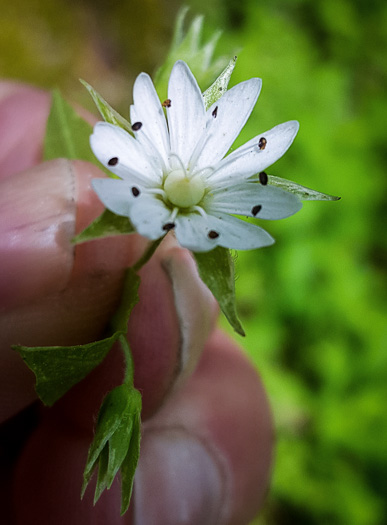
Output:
[
  {"xmin": 134, "ymin": 329, "xmax": 273, "ymax": 524},
  {"xmin": 0, "ymin": 157, "xmax": 216, "ymax": 422}
]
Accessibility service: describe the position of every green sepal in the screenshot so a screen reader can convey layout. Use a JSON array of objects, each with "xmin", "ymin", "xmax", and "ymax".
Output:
[
  {"xmin": 44, "ymin": 89, "xmax": 95, "ymax": 163},
  {"xmin": 72, "ymin": 209, "xmax": 135, "ymax": 245},
  {"xmin": 268, "ymin": 175, "xmax": 341, "ymax": 201},
  {"xmin": 194, "ymin": 247, "xmax": 245, "ymax": 336},
  {"xmin": 120, "ymin": 410, "xmax": 141, "ymax": 514},
  {"xmin": 12, "ymin": 334, "xmax": 118, "ymax": 406},
  {"xmin": 81, "ymin": 383, "xmax": 142, "ymax": 515},
  {"xmin": 80, "ymin": 79, "xmax": 133, "ymax": 134},
  {"xmin": 203, "ymin": 56, "xmax": 237, "ymax": 109},
  {"xmin": 154, "ymin": 8, "xmax": 228, "ymax": 97}
]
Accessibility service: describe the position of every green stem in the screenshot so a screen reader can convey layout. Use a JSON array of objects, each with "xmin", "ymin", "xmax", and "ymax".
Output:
[
  {"xmin": 119, "ymin": 334, "xmax": 134, "ymax": 386},
  {"xmin": 131, "ymin": 237, "xmax": 163, "ymax": 273}
]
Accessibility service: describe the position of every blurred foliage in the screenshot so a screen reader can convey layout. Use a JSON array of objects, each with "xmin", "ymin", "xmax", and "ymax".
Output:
[{"xmin": 1, "ymin": 0, "xmax": 386, "ymax": 524}]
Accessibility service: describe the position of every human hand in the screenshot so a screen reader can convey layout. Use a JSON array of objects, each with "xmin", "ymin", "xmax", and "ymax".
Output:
[{"xmin": 0, "ymin": 82, "xmax": 273, "ymax": 524}]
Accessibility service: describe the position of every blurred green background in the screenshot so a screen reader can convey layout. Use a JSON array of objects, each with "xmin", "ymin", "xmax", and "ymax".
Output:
[{"xmin": 2, "ymin": 0, "xmax": 386, "ymax": 523}]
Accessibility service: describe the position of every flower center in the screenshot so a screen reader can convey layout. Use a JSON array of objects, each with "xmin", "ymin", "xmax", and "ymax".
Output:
[{"xmin": 164, "ymin": 169, "xmax": 205, "ymax": 208}]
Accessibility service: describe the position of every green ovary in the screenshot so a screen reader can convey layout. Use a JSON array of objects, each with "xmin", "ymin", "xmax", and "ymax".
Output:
[{"xmin": 164, "ymin": 169, "xmax": 205, "ymax": 208}]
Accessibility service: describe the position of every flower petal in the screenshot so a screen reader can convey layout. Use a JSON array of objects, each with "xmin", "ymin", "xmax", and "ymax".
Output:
[
  {"xmin": 207, "ymin": 213, "xmax": 275, "ymax": 250},
  {"xmin": 174, "ymin": 211, "xmax": 274, "ymax": 252},
  {"xmin": 92, "ymin": 178, "xmax": 134, "ymax": 216},
  {"xmin": 174, "ymin": 214, "xmax": 217, "ymax": 252},
  {"xmin": 208, "ymin": 121, "xmax": 299, "ymax": 184},
  {"xmin": 129, "ymin": 196, "xmax": 171, "ymax": 240},
  {"xmin": 130, "ymin": 72, "xmax": 170, "ymax": 166},
  {"xmin": 90, "ymin": 122, "xmax": 162, "ymax": 186},
  {"xmin": 205, "ymin": 183, "xmax": 302, "ymax": 219},
  {"xmin": 167, "ymin": 61, "xmax": 206, "ymax": 166},
  {"xmin": 194, "ymin": 78, "xmax": 262, "ymax": 169}
]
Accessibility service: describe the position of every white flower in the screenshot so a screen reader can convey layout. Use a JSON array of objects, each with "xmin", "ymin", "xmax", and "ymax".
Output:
[{"xmin": 90, "ymin": 60, "xmax": 302, "ymax": 252}]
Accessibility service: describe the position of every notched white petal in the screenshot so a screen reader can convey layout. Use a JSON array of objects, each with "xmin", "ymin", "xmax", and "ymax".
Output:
[
  {"xmin": 207, "ymin": 213, "xmax": 275, "ymax": 250},
  {"xmin": 92, "ymin": 178, "xmax": 134, "ymax": 217},
  {"xmin": 129, "ymin": 197, "xmax": 171, "ymax": 240},
  {"xmin": 208, "ymin": 120, "xmax": 300, "ymax": 184},
  {"xmin": 167, "ymin": 61, "xmax": 206, "ymax": 166},
  {"xmin": 175, "ymin": 213, "xmax": 218, "ymax": 252},
  {"xmin": 206, "ymin": 183, "xmax": 302, "ymax": 219},
  {"xmin": 130, "ymin": 72, "xmax": 170, "ymax": 164},
  {"xmin": 90, "ymin": 122, "xmax": 162, "ymax": 186},
  {"xmin": 195, "ymin": 78, "xmax": 262, "ymax": 169}
]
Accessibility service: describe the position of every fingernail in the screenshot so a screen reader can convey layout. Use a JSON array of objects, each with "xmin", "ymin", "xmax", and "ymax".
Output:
[
  {"xmin": 134, "ymin": 427, "xmax": 229, "ymax": 525},
  {"xmin": 162, "ymin": 247, "xmax": 217, "ymax": 388}
]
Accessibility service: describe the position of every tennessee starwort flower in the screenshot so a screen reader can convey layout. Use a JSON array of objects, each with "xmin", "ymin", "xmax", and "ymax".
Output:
[{"xmin": 90, "ymin": 60, "xmax": 302, "ymax": 252}]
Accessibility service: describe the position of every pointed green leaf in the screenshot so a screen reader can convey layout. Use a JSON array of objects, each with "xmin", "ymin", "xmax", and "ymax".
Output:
[
  {"xmin": 83, "ymin": 385, "xmax": 131, "ymax": 484},
  {"xmin": 94, "ymin": 445, "xmax": 110, "ymax": 503},
  {"xmin": 13, "ymin": 334, "xmax": 118, "ymax": 406},
  {"xmin": 80, "ymin": 79, "xmax": 133, "ymax": 133},
  {"xmin": 81, "ymin": 383, "xmax": 142, "ymax": 515},
  {"xmin": 268, "ymin": 175, "xmax": 341, "ymax": 201},
  {"xmin": 194, "ymin": 247, "xmax": 245, "ymax": 336},
  {"xmin": 120, "ymin": 411, "xmax": 141, "ymax": 515},
  {"xmin": 203, "ymin": 56, "xmax": 237, "ymax": 109},
  {"xmin": 72, "ymin": 209, "xmax": 135, "ymax": 245},
  {"xmin": 153, "ymin": 8, "xmax": 228, "ymax": 98},
  {"xmin": 44, "ymin": 89, "xmax": 95, "ymax": 162}
]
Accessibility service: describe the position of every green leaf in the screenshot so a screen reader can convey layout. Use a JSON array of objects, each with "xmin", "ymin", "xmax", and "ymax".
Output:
[
  {"xmin": 80, "ymin": 79, "xmax": 133, "ymax": 133},
  {"xmin": 13, "ymin": 334, "xmax": 118, "ymax": 406},
  {"xmin": 120, "ymin": 410, "xmax": 141, "ymax": 515},
  {"xmin": 153, "ymin": 8, "xmax": 228, "ymax": 97},
  {"xmin": 194, "ymin": 247, "xmax": 245, "ymax": 336},
  {"xmin": 44, "ymin": 89, "xmax": 95, "ymax": 162},
  {"xmin": 72, "ymin": 209, "xmax": 135, "ymax": 245},
  {"xmin": 82, "ymin": 383, "xmax": 142, "ymax": 515},
  {"xmin": 203, "ymin": 56, "xmax": 237, "ymax": 109},
  {"xmin": 268, "ymin": 175, "xmax": 341, "ymax": 201}
]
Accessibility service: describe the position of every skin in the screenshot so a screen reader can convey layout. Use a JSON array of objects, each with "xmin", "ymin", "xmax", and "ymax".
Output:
[{"xmin": 0, "ymin": 82, "xmax": 273, "ymax": 524}]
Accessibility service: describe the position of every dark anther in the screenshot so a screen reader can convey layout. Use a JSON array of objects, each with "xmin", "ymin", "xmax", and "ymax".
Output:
[
  {"xmin": 259, "ymin": 171, "xmax": 268, "ymax": 185},
  {"xmin": 212, "ymin": 106, "xmax": 218, "ymax": 118},
  {"xmin": 258, "ymin": 137, "xmax": 267, "ymax": 150},
  {"xmin": 162, "ymin": 222, "xmax": 175, "ymax": 231},
  {"xmin": 162, "ymin": 99, "xmax": 172, "ymax": 108},
  {"xmin": 131, "ymin": 122, "xmax": 142, "ymax": 131},
  {"xmin": 108, "ymin": 157, "xmax": 119, "ymax": 166},
  {"xmin": 208, "ymin": 230, "xmax": 220, "ymax": 239},
  {"xmin": 131, "ymin": 187, "xmax": 140, "ymax": 197},
  {"xmin": 252, "ymin": 205, "xmax": 262, "ymax": 216}
]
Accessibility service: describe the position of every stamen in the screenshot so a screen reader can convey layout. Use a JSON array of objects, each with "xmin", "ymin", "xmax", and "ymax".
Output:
[
  {"xmin": 108, "ymin": 157, "xmax": 119, "ymax": 166},
  {"xmin": 131, "ymin": 187, "xmax": 140, "ymax": 197},
  {"xmin": 192, "ymin": 205, "xmax": 207, "ymax": 218},
  {"xmin": 132, "ymin": 122, "xmax": 143, "ymax": 131},
  {"xmin": 147, "ymin": 188, "xmax": 167, "ymax": 198},
  {"xmin": 162, "ymin": 99, "xmax": 172, "ymax": 108},
  {"xmin": 188, "ymin": 129, "xmax": 212, "ymax": 172},
  {"xmin": 208, "ymin": 230, "xmax": 219, "ymax": 239},
  {"xmin": 169, "ymin": 207, "xmax": 179, "ymax": 222},
  {"xmin": 259, "ymin": 171, "xmax": 268, "ymax": 185},
  {"xmin": 258, "ymin": 137, "xmax": 267, "ymax": 150},
  {"xmin": 212, "ymin": 106, "xmax": 218, "ymax": 118},
  {"xmin": 163, "ymin": 222, "xmax": 175, "ymax": 231},
  {"xmin": 168, "ymin": 153, "xmax": 187, "ymax": 176},
  {"xmin": 252, "ymin": 205, "xmax": 262, "ymax": 216}
]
